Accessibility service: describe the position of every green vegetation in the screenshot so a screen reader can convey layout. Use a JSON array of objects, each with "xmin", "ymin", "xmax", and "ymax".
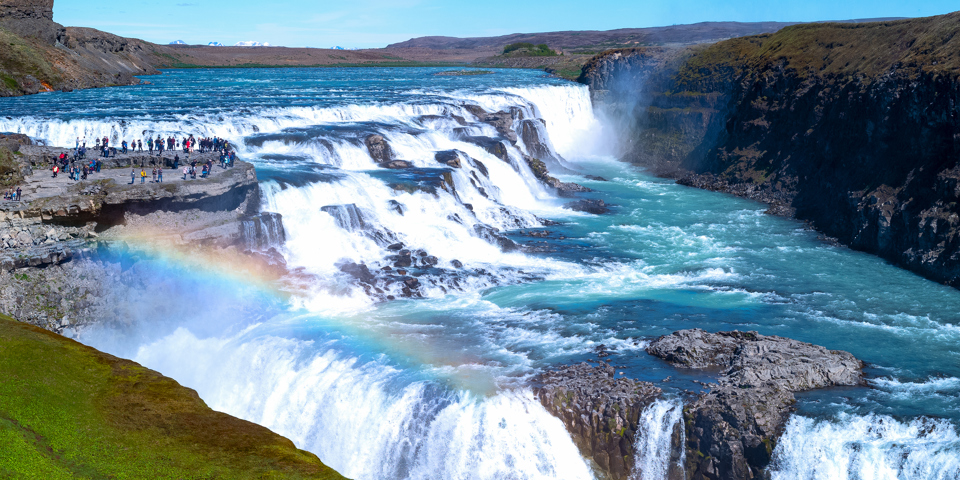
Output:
[
  {"xmin": 0, "ymin": 314, "xmax": 347, "ymax": 479},
  {"xmin": 502, "ymin": 43, "xmax": 558, "ymax": 57},
  {"xmin": 0, "ymin": 147, "xmax": 24, "ymax": 187},
  {"xmin": 0, "ymin": 73, "xmax": 17, "ymax": 91},
  {"xmin": 0, "ymin": 27, "xmax": 61, "ymax": 95},
  {"xmin": 546, "ymin": 66, "xmax": 582, "ymax": 81},
  {"xmin": 672, "ymin": 12, "xmax": 960, "ymax": 91}
]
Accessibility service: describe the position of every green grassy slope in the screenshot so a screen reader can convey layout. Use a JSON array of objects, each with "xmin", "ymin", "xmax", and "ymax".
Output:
[
  {"xmin": 0, "ymin": 314, "xmax": 347, "ymax": 480},
  {"xmin": 0, "ymin": 26, "xmax": 61, "ymax": 96},
  {"xmin": 673, "ymin": 11, "xmax": 960, "ymax": 91}
]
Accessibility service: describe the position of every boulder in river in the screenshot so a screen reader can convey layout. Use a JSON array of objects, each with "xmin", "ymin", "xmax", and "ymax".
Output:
[
  {"xmin": 565, "ymin": 198, "xmax": 609, "ymax": 214},
  {"xmin": 382, "ymin": 160, "xmax": 412, "ymax": 169},
  {"xmin": 434, "ymin": 150, "xmax": 462, "ymax": 168},
  {"xmin": 364, "ymin": 134, "xmax": 394, "ymax": 163},
  {"xmin": 647, "ymin": 329, "xmax": 864, "ymax": 480}
]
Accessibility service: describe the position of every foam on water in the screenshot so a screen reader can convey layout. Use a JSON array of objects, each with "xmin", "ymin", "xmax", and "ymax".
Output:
[
  {"xmin": 132, "ymin": 327, "xmax": 595, "ymax": 480},
  {"xmin": 771, "ymin": 414, "xmax": 960, "ymax": 480}
]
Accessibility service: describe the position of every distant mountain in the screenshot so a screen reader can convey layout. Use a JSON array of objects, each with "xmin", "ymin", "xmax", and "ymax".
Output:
[
  {"xmin": 386, "ymin": 19, "xmax": 906, "ymax": 51},
  {"xmin": 234, "ymin": 41, "xmax": 271, "ymax": 47},
  {"xmin": 207, "ymin": 42, "xmax": 223, "ymax": 46},
  {"xmin": 169, "ymin": 40, "xmax": 186, "ymax": 45}
]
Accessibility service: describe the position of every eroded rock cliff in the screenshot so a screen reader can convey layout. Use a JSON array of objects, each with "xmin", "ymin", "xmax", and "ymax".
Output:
[
  {"xmin": 583, "ymin": 13, "xmax": 960, "ymax": 288},
  {"xmin": 0, "ymin": 0, "xmax": 161, "ymax": 96}
]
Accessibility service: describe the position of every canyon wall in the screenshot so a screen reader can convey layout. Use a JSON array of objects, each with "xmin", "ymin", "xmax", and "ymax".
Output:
[
  {"xmin": 0, "ymin": 0, "xmax": 161, "ymax": 96},
  {"xmin": 0, "ymin": 0, "xmax": 62, "ymax": 44},
  {"xmin": 583, "ymin": 12, "xmax": 960, "ymax": 288}
]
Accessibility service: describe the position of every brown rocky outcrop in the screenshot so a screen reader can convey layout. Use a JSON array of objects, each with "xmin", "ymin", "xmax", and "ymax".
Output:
[
  {"xmin": 0, "ymin": 0, "xmax": 161, "ymax": 96},
  {"xmin": 647, "ymin": 329, "xmax": 863, "ymax": 480},
  {"xmin": 0, "ymin": 152, "xmax": 287, "ymax": 332},
  {"xmin": 464, "ymin": 105, "xmax": 520, "ymax": 143},
  {"xmin": 364, "ymin": 134, "xmax": 394, "ymax": 163},
  {"xmin": 533, "ymin": 361, "xmax": 663, "ymax": 480},
  {"xmin": 0, "ymin": 0, "xmax": 63, "ymax": 45}
]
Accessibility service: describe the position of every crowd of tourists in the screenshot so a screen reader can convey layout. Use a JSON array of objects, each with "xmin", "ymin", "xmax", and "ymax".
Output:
[
  {"xmin": 2, "ymin": 187, "xmax": 21, "ymax": 201},
  {"xmin": 51, "ymin": 150, "xmax": 102, "ymax": 181},
  {"xmin": 70, "ymin": 134, "xmax": 233, "ymax": 156},
  {"xmin": 53, "ymin": 134, "xmax": 238, "ymax": 185}
]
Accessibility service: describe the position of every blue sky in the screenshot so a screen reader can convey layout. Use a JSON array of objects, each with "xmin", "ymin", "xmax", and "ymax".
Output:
[{"xmin": 53, "ymin": 0, "xmax": 958, "ymax": 48}]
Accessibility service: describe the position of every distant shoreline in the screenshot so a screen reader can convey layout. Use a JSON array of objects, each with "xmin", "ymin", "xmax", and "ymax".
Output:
[{"xmin": 434, "ymin": 70, "xmax": 494, "ymax": 76}]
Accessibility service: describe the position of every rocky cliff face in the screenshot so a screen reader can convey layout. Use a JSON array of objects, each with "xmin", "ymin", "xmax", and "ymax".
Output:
[
  {"xmin": 534, "ymin": 330, "xmax": 863, "ymax": 480},
  {"xmin": 0, "ymin": 137, "xmax": 282, "ymax": 332},
  {"xmin": 0, "ymin": 0, "xmax": 63, "ymax": 45},
  {"xmin": 533, "ymin": 362, "xmax": 667, "ymax": 480},
  {"xmin": 583, "ymin": 13, "xmax": 960, "ymax": 288},
  {"xmin": 0, "ymin": 0, "xmax": 161, "ymax": 96}
]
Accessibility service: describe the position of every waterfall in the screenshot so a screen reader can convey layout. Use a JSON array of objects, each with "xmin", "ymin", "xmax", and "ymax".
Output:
[
  {"xmin": 130, "ymin": 327, "xmax": 597, "ymax": 480},
  {"xmin": 321, "ymin": 204, "xmax": 368, "ymax": 231},
  {"xmin": 633, "ymin": 400, "xmax": 685, "ymax": 480},
  {"xmin": 241, "ymin": 212, "xmax": 286, "ymax": 250},
  {"xmin": 770, "ymin": 414, "xmax": 960, "ymax": 480}
]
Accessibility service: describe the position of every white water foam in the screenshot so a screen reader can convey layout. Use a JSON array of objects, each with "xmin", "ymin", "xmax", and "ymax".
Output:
[
  {"xmin": 771, "ymin": 414, "xmax": 960, "ymax": 480},
  {"xmin": 132, "ymin": 327, "xmax": 597, "ymax": 480}
]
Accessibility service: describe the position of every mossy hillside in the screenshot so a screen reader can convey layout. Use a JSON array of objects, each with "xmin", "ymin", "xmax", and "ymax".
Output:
[
  {"xmin": 0, "ymin": 146, "xmax": 24, "ymax": 186},
  {"xmin": 0, "ymin": 313, "xmax": 347, "ymax": 479},
  {"xmin": 672, "ymin": 11, "xmax": 960, "ymax": 92},
  {"xmin": 502, "ymin": 43, "xmax": 558, "ymax": 57},
  {"xmin": 0, "ymin": 26, "xmax": 61, "ymax": 95}
]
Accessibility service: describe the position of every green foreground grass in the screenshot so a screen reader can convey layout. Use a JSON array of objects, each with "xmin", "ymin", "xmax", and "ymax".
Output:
[{"xmin": 0, "ymin": 314, "xmax": 347, "ymax": 480}]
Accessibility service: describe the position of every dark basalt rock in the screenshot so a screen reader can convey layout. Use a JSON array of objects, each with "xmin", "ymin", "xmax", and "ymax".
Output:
[
  {"xmin": 434, "ymin": 150, "xmax": 462, "ymax": 168},
  {"xmin": 522, "ymin": 155, "xmax": 589, "ymax": 194},
  {"xmin": 0, "ymin": 133, "xmax": 32, "ymax": 153},
  {"xmin": 583, "ymin": 23, "xmax": 960, "ymax": 289},
  {"xmin": 533, "ymin": 362, "xmax": 664, "ymax": 480},
  {"xmin": 463, "ymin": 105, "xmax": 520, "ymax": 143},
  {"xmin": 565, "ymin": 198, "xmax": 610, "ymax": 214},
  {"xmin": 388, "ymin": 200, "xmax": 404, "ymax": 215},
  {"xmin": 364, "ymin": 134, "xmax": 393, "ymax": 163},
  {"xmin": 0, "ymin": 0, "xmax": 64, "ymax": 46},
  {"xmin": 647, "ymin": 329, "xmax": 863, "ymax": 480},
  {"xmin": 473, "ymin": 224, "xmax": 519, "ymax": 251},
  {"xmin": 382, "ymin": 160, "xmax": 412, "ymax": 169},
  {"xmin": 458, "ymin": 135, "xmax": 511, "ymax": 163},
  {"xmin": 338, "ymin": 262, "xmax": 376, "ymax": 284}
]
